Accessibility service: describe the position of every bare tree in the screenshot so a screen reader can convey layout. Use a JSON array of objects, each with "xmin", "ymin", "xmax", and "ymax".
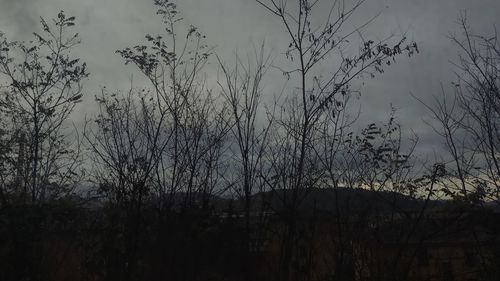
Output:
[
  {"xmin": 407, "ymin": 14, "xmax": 500, "ymax": 281},
  {"xmin": 255, "ymin": 0, "xmax": 418, "ymax": 279},
  {"xmin": 0, "ymin": 12, "xmax": 88, "ymax": 281},
  {"xmin": 0, "ymin": 108, "xmax": 16, "ymax": 205},
  {"xmin": 217, "ymin": 44, "xmax": 275, "ymax": 277},
  {"xmin": 415, "ymin": 14, "xmax": 500, "ymax": 204},
  {"xmin": 84, "ymin": 86, "xmax": 167, "ymax": 280},
  {"xmin": 299, "ymin": 108, "xmax": 426, "ymax": 281},
  {"xmin": 0, "ymin": 11, "xmax": 88, "ymax": 205},
  {"xmin": 115, "ymin": 0, "xmax": 229, "ymax": 212},
  {"xmin": 85, "ymin": 2, "xmax": 230, "ymax": 279}
]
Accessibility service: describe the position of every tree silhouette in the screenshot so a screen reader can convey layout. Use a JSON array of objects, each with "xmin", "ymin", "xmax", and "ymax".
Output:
[
  {"xmin": 0, "ymin": 11, "xmax": 88, "ymax": 205},
  {"xmin": 415, "ymin": 14, "xmax": 500, "ymax": 205}
]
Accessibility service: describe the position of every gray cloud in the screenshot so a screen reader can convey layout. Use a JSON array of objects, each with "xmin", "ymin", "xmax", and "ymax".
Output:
[
  {"xmin": 0, "ymin": 0, "xmax": 499, "ymax": 158},
  {"xmin": 0, "ymin": 0, "xmax": 38, "ymax": 40}
]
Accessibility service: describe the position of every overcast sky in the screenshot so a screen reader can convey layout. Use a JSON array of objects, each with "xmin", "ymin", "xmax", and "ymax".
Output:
[{"xmin": 1, "ymin": 0, "xmax": 499, "ymax": 160}]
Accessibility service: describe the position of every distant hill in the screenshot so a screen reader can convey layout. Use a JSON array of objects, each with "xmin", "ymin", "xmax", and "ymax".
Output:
[{"xmin": 220, "ymin": 187, "xmax": 442, "ymax": 216}]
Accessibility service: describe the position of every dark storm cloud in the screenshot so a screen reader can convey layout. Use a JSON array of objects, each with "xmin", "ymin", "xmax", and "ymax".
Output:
[{"xmin": 0, "ymin": 0, "xmax": 499, "ymax": 157}]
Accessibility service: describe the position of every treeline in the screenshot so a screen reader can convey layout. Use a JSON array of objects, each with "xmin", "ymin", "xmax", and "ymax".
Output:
[{"xmin": 0, "ymin": 1, "xmax": 499, "ymax": 281}]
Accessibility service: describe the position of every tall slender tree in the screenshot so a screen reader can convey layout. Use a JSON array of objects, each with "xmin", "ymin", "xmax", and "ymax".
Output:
[
  {"xmin": 0, "ymin": 11, "xmax": 88, "ymax": 205},
  {"xmin": 255, "ymin": 0, "xmax": 418, "ymax": 279}
]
